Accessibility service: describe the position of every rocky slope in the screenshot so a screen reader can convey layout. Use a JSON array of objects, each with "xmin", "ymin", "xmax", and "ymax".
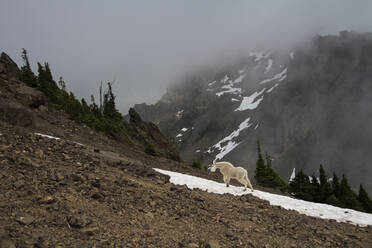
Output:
[
  {"xmin": 1, "ymin": 50, "xmax": 372, "ymax": 247},
  {"xmin": 132, "ymin": 31, "xmax": 372, "ymax": 193},
  {"xmin": 0, "ymin": 52, "xmax": 181, "ymax": 163},
  {"xmin": 2, "ymin": 121, "xmax": 372, "ymax": 247}
]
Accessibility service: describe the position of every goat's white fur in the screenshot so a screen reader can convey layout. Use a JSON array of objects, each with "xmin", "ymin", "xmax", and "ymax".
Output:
[{"xmin": 209, "ymin": 161, "xmax": 254, "ymax": 192}]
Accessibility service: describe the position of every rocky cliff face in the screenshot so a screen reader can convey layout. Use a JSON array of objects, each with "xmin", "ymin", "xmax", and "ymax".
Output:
[{"xmin": 132, "ymin": 31, "xmax": 372, "ymax": 193}]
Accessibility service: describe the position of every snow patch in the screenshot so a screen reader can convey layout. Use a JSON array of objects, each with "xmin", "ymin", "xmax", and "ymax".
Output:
[
  {"xmin": 259, "ymin": 68, "xmax": 287, "ymax": 84},
  {"xmin": 249, "ymin": 52, "xmax": 264, "ymax": 62},
  {"xmin": 208, "ymin": 81, "xmax": 216, "ymax": 87},
  {"xmin": 35, "ymin": 133, "xmax": 60, "ymax": 140},
  {"xmin": 181, "ymin": 128, "xmax": 188, "ymax": 132},
  {"xmin": 235, "ymin": 88, "xmax": 266, "ymax": 111},
  {"xmin": 289, "ymin": 168, "xmax": 296, "ymax": 182},
  {"xmin": 290, "ymin": 52, "xmax": 294, "ymax": 60},
  {"xmin": 267, "ymin": 83, "xmax": 279, "ymax": 93},
  {"xmin": 176, "ymin": 110, "xmax": 184, "ymax": 119},
  {"xmin": 278, "ymin": 74, "xmax": 287, "ymax": 82},
  {"xmin": 264, "ymin": 59, "xmax": 273, "ymax": 74},
  {"xmin": 264, "ymin": 51, "xmax": 272, "ymax": 58},
  {"xmin": 207, "ymin": 118, "xmax": 252, "ymax": 162},
  {"xmin": 154, "ymin": 168, "xmax": 372, "ymax": 226},
  {"xmin": 238, "ymin": 69, "xmax": 245, "ymax": 74},
  {"xmin": 35, "ymin": 132, "xmax": 85, "ymax": 146},
  {"xmin": 215, "ymin": 75, "xmax": 242, "ymax": 97},
  {"xmin": 233, "ymin": 75, "xmax": 245, "ymax": 83},
  {"xmin": 231, "ymin": 98, "xmax": 240, "ymax": 102},
  {"xmin": 176, "ymin": 133, "xmax": 183, "ymax": 138}
]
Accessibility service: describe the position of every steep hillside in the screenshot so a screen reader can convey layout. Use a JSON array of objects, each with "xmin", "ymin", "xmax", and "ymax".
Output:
[
  {"xmin": 0, "ymin": 52, "xmax": 181, "ymax": 162},
  {"xmin": 132, "ymin": 31, "xmax": 372, "ymax": 193}
]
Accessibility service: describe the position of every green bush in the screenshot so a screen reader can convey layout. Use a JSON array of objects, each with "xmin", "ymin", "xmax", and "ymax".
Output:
[
  {"xmin": 191, "ymin": 160, "xmax": 207, "ymax": 171},
  {"xmin": 145, "ymin": 142, "xmax": 158, "ymax": 156}
]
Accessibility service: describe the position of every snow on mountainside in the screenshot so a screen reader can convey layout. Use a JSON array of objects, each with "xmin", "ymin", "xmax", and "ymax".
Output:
[
  {"xmin": 154, "ymin": 168, "xmax": 372, "ymax": 226},
  {"xmin": 207, "ymin": 117, "xmax": 253, "ymax": 162},
  {"xmin": 181, "ymin": 49, "xmax": 289, "ymax": 162},
  {"xmin": 132, "ymin": 31, "xmax": 372, "ymax": 194}
]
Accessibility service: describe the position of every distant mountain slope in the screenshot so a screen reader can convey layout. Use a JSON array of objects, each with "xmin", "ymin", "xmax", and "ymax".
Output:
[{"xmin": 132, "ymin": 31, "xmax": 372, "ymax": 193}]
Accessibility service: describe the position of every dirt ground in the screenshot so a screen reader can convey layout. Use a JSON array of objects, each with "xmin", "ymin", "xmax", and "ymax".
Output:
[{"xmin": 1, "ymin": 120, "xmax": 372, "ymax": 248}]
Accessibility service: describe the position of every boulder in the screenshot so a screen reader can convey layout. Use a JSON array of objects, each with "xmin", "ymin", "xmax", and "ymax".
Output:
[
  {"xmin": 15, "ymin": 84, "xmax": 46, "ymax": 108},
  {"xmin": 0, "ymin": 93, "xmax": 35, "ymax": 127}
]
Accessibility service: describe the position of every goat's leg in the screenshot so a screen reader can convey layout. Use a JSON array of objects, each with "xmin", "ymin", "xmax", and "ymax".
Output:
[
  {"xmin": 223, "ymin": 176, "xmax": 230, "ymax": 187},
  {"xmin": 245, "ymin": 174, "xmax": 254, "ymax": 192},
  {"xmin": 237, "ymin": 177, "xmax": 247, "ymax": 191}
]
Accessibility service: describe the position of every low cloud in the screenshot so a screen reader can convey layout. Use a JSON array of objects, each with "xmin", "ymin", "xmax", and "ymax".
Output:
[{"xmin": 1, "ymin": 0, "xmax": 372, "ymax": 112}]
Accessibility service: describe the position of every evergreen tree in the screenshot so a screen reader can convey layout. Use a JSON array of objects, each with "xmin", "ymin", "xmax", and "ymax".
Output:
[
  {"xmin": 19, "ymin": 48, "xmax": 37, "ymax": 87},
  {"xmin": 81, "ymin": 98, "xmax": 90, "ymax": 114},
  {"xmin": 358, "ymin": 184, "xmax": 372, "ymax": 213},
  {"xmin": 17, "ymin": 51, "xmax": 129, "ymax": 139},
  {"xmin": 324, "ymin": 193, "xmax": 343, "ymax": 207},
  {"xmin": 58, "ymin": 76, "xmax": 66, "ymax": 91},
  {"xmin": 310, "ymin": 175, "xmax": 321, "ymax": 202},
  {"xmin": 37, "ymin": 62, "xmax": 59, "ymax": 100},
  {"xmin": 44, "ymin": 62, "xmax": 54, "ymax": 82},
  {"xmin": 102, "ymin": 82, "xmax": 123, "ymax": 122},
  {"xmin": 99, "ymin": 81, "xmax": 103, "ymax": 112},
  {"xmin": 37, "ymin": 62, "xmax": 48, "ymax": 91},
  {"xmin": 339, "ymin": 175, "xmax": 363, "ymax": 211},
  {"xmin": 289, "ymin": 170, "xmax": 314, "ymax": 201},
  {"xmin": 318, "ymin": 164, "xmax": 332, "ymax": 202},
  {"xmin": 254, "ymin": 141, "xmax": 267, "ymax": 185},
  {"xmin": 332, "ymin": 172, "xmax": 341, "ymax": 199},
  {"xmin": 264, "ymin": 153, "xmax": 288, "ymax": 192}
]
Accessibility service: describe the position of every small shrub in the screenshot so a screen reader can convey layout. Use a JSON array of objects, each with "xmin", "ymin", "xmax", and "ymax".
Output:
[
  {"xmin": 191, "ymin": 160, "xmax": 207, "ymax": 171},
  {"xmin": 145, "ymin": 142, "xmax": 158, "ymax": 156}
]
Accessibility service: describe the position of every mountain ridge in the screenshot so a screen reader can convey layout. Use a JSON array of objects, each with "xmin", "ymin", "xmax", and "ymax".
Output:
[{"xmin": 132, "ymin": 31, "xmax": 372, "ymax": 194}]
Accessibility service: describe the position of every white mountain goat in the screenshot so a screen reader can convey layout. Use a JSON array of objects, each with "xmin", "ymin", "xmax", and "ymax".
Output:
[{"xmin": 209, "ymin": 161, "xmax": 254, "ymax": 192}]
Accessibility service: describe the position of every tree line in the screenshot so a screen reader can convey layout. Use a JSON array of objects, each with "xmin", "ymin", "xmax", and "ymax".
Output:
[
  {"xmin": 255, "ymin": 141, "xmax": 372, "ymax": 214},
  {"xmin": 18, "ymin": 48, "xmax": 126, "ymax": 135}
]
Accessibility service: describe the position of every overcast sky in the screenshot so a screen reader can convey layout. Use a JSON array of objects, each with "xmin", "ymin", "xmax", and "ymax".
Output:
[{"xmin": 1, "ymin": 0, "xmax": 372, "ymax": 112}]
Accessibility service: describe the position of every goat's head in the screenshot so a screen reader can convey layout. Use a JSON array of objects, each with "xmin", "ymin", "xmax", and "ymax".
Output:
[{"xmin": 208, "ymin": 164, "xmax": 217, "ymax": 172}]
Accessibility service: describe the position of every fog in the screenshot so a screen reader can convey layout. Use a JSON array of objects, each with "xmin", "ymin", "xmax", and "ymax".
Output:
[{"xmin": 1, "ymin": 0, "xmax": 372, "ymax": 112}]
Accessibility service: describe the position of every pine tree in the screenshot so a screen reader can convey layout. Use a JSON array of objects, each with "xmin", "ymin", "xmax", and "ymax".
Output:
[
  {"xmin": 44, "ymin": 62, "xmax": 54, "ymax": 82},
  {"xmin": 254, "ymin": 141, "xmax": 267, "ymax": 186},
  {"xmin": 19, "ymin": 48, "xmax": 37, "ymax": 87},
  {"xmin": 37, "ymin": 62, "xmax": 48, "ymax": 92},
  {"xmin": 318, "ymin": 164, "xmax": 332, "ymax": 202},
  {"xmin": 332, "ymin": 172, "xmax": 341, "ymax": 199},
  {"xmin": 289, "ymin": 170, "xmax": 314, "ymax": 201},
  {"xmin": 102, "ymin": 82, "xmax": 122, "ymax": 121},
  {"xmin": 81, "ymin": 98, "xmax": 90, "ymax": 114},
  {"xmin": 339, "ymin": 175, "xmax": 363, "ymax": 211},
  {"xmin": 264, "ymin": 152, "xmax": 288, "ymax": 192},
  {"xmin": 324, "ymin": 194, "xmax": 343, "ymax": 207},
  {"xmin": 310, "ymin": 175, "xmax": 321, "ymax": 202},
  {"xmin": 58, "ymin": 76, "xmax": 66, "ymax": 91},
  {"xmin": 358, "ymin": 184, "xmax": 372, "ymax": 213}
]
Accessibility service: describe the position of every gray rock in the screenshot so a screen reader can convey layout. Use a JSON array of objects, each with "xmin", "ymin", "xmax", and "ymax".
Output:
[
  {"xmin": 206, "ymin": 240, "xmax": 220, "ymax": 248},
  {"xmin": 17, "ymin": 215, "xmax": 35, "ymax": 225}
]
